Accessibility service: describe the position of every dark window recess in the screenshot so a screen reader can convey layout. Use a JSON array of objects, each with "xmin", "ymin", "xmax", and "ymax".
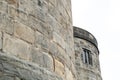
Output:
[{"xmin": 82, "ymin": 49, "xmax": 93, "ymax": 65}]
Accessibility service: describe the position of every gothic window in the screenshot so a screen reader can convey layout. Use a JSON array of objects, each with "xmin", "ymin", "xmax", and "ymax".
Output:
[{"xmin": 82, "ymin": 48, "xmax": 93, "ymax": 65}]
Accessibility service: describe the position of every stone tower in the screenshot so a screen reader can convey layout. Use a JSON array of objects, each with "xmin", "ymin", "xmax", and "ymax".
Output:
[
  {"xmin": 0, "ymin": 0, "xmax": 102, "ymax": 80},
  {"xmin": 74, "ymin": 27, "xmax": 102, "ymax": 80},
  {"xmin": 0, "ymin": 0, "xmax": 75, "ymax": 80}
]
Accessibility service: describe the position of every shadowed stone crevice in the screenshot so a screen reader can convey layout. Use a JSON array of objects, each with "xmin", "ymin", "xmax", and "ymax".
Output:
[{"xmin": 38, "ymin": 0, "xmax": 42, "ymax": 6}]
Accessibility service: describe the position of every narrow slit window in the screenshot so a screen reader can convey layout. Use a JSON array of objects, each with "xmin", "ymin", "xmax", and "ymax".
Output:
[{"xmin": 82, "ymin": 49, "xmax": 93, "ymax": 65}]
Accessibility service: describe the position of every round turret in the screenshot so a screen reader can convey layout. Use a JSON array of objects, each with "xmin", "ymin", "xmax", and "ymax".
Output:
[
  {"xmin": 74, "ymin": 26, "xmax": 102, "ymax": 80},
  {"xmin": 74, "ymin": 26, "xmax": 98, "ymax": 48}
]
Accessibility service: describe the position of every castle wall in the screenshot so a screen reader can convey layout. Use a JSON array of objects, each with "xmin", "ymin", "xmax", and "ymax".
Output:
[
  {"xmin": 0, "ymin": 0, "xmax": 75, "ymax": 80},
  {"xmin": 74, "ymin": 27, "xmax": 102, "ymax": 80}
]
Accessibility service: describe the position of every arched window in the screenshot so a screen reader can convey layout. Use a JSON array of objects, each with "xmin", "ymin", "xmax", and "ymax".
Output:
[{"xmin": 82, "ymin": 48, "xmax": 93, "ymax": 65}]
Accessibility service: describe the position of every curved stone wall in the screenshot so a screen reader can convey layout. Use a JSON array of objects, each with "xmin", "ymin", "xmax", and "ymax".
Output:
[
  {"xmin": 74, "ymin": 27, "xmax": 102, "ymax": 80},
  {"xmin": 74, "ymin": 26, "xmax": 98, "ymax": 50},
  {"xmin": 0, "ymin": 0, "xmax": 75, "ymax": 80}
]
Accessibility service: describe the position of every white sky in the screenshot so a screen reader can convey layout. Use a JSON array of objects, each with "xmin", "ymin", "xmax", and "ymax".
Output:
[{"xmin": 72, "ymin": 0, "xmax": 120, "ymax": 80}]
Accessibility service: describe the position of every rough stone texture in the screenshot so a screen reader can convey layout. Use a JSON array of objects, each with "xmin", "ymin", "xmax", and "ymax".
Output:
[
  {"xmin": 0, "ymin": 0, "xmax": 102, "ymax": 80},
  {"xmin": 3, "ymin": 33, "xmax": 31, "ymax": 60},
  {"xmin": 14, "ymin": 21, "xmax": 35, "ymax": 43},
  {"xmin": 0, "ymin": 32, "xmax": 2, "ymax": 49},
  {"xmin": 55, "ymin": 59, "xmax": 65, "ymax": 78},
  {"xmin": 0, "ymin": 0, "xmax": 75, "ymax": 80},
  {"xmin": 65, "ymin": 66, "xmax": 74, "ymax": 80},
  {"xmin": 30, "ymin": 47, "xmax": 54, "ymax": 71},
  {"xmin": 74, "ymin": 26, "xmax": 98, "ymax": 48},
  {"xmin": 0, "ymin": 52, "xmax": 63, "ymax": 80},
  {"xmin": 74, "ymin": 27, "xmax": 102, "ymax": 80}
]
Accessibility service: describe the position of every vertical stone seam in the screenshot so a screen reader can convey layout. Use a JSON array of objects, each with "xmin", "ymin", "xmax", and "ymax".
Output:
[{"xmin": 0, "ymin": 32, "xmax": 3, "ymax": 51}]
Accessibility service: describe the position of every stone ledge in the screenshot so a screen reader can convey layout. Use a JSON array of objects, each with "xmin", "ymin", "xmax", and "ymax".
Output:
[
  {"xmin": 0, "ymin": 52, "xmax": 63, "ymax": 80},
  {"xmin": 73, "ymin": 26, "xmax": 99, "ymax": 53}
]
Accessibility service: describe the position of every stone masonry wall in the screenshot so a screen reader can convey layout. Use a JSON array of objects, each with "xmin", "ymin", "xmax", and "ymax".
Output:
[
  {"xmin": 0, "ymin": 0, "xmax": 75, "ymax": 80},
  {"xmin": 74, "ymin": 38, "xmax": 102, "ymax": 80},
  {"xmin": 74, "ymin": 27, "xmax": 102, "ymax": 80}
]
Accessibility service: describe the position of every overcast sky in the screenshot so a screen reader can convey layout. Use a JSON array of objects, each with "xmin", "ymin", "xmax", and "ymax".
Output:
[{"xmin": 72, "ymin": 0, "xmax": 120, "ymax": 80}]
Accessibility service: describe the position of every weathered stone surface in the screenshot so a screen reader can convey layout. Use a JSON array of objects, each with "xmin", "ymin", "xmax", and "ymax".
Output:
[
  {"xmin": 53, "ymin": 32, "xmax": 66, "ymax": 49},
  {"xmin": 65, "ymin": 66, "xmax": 74, "ymax": 80},
  {"xmin": 74, "ymin": 27, "xmax": 98, "ymax": 48},
  {"xmin": 0, "ymin": 1, "xmax": 8, "ymax": 13},
  {"xmin": 0, "ymin": 76, "xmax": 14, "ymax": 80},
  {"xmin": 6, "ymin": 0, "xmax": 17, "ymax": 5},
  {"xmin": 14, "ymin": 21, "xmax": 35, "ymax": 43},
  {"xmin": 0, "ymin": 12, "xmax": 14, "ymax": 34},
  {"xmin": 55, "ymin": 59, "xmax": 65, "ymax": 78},
  {"xmin": 0, "ymin": 0, "xmax": 104, "ymax": 80},
  {"xmin": 8, "ymin": 5, "xmax": 18, "ymax": 18},
  {"xmin": 35, "ymin": 31, "xmax": 49, "ymax": 51},
  {"xmin": 30, "ymin": 47, "xmax": 54, "ymax": 71},
  {"xmin": 0, "ymin": 32, "xmax": 2, "ymax": 49},
  {"xmin": 0, "ymin": 52, "xmax": 63, "ymax": 80},
  {"xmin": 3, "ymin": 33, "xmax": 30, "ymax": 60},
  {"xmin": 74, "ymin": 27, "xmax": 102, "ymax": 80}
]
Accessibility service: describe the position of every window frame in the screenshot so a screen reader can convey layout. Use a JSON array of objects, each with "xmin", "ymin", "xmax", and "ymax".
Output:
[{"xmin": 82, "ymin": 48, "xmax": 93, "ymax": 65}]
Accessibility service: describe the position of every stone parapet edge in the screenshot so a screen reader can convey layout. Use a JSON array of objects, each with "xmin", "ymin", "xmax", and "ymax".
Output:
[{"xmin": 73, "ymin": 26, "xmax": 99, "ymax": 54}]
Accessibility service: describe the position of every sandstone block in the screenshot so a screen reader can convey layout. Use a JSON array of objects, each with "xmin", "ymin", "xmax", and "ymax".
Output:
[
  {"xmin": 3, "ymin": 33, "xmax": 30, "ymax": 60},
  {"xmin": 55, "ymin": 59, "xmax": 65, "ymax": 78},
  {"xmin": 14, "ymin": 21, "xmax": 35, "ymax": 43},
  {"xmin": 6, "ymin": 0, "xmax": 17, "ymax": 5},
  {"xmin": 65, "ymin": 66, "xmax": 74, "ymax": 80}
]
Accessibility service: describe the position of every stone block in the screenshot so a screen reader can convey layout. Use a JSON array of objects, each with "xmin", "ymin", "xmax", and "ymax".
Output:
[
  {"xmin": 14, "ymin": 21, "xmax": 35, "ymax": 43},
  {"xmin": 42, "ymin": 52, "xmax": 54, "ymax": 71},
  {"xmin": 6, "ymin": 0, "xmax": 17, "ymax": 4},
  {"xmin": 18, "ymin": 0, "xmax": 28, "ymax": 12},
  {"xmin": 0, "ymin": 71, "xmax": 3, "ymax": 77},
  {"xmin": 8, "ymin": 5, "xmax": 18, "ymax": 18},
  {"xmin": 5, "ymin": 17, "xmax": 14, "ymax": 34},
  {"xmin": 27, "ymin": 16, "xmax": 48, "ymax": 35},
  {"xmin": 0, "ymin": 12, "xmax": 14, "ymax": 34},
  {"xmin": 30, "ymin": 47, "xmax": 54, "ymax": 71},
  {"xmin": 0, "ymin": 53, "xmax": 63, "ymax": 80},
  {"xmin": 0, "ymin": 76, "xmax": 14, "ymax": 80},
  {"xmin": 0, "ymin": 1, "xmax": 8, "ymax": 13},
  {"xmin": 19, "ymin": 0, "xmax": 47, "ymax": 22},
  {"xmin": 30, "ymin": 6, "xmax": 46, "ymax": 22},
  {"xmin": 65, "ymin": 66, "xmax": 74, "ymax": 80},
  {"xmin": 49, "ymin": 0, "xmax": 56, "ymax": 6},
  {"xmin": 53, "ymin": 32, "xmax": 65, "ymax": 49},
  {"xmin": 2, "ymin": 62, "xmax": 18, "ymax": 75},
  {"xmin": 3, "ymin": 33, "xmax": 30, "ymax": 60},
  {"xmin": 49, "ymin": 41, "xmax": 58, "ymax": 56},
  {"xmin": 14, "ymin": 77, "xmax": 20, "ymax": 80},
  {"xmin": 35, "ymin": 31, "xmax": 49, "ymax": 51},
  {"xmin": 55, "ymin": 59, "xmax": 65, "ymax": 78}
]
